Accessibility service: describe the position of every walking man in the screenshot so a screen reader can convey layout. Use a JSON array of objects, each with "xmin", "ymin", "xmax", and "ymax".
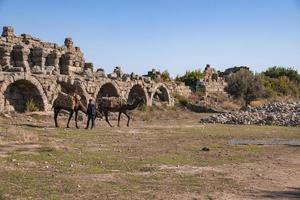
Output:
[{"xmin": 85, "ymin": 99, "xmax": 96, "ymax": 129}]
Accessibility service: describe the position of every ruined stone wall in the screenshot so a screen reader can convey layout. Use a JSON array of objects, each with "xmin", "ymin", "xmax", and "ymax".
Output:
[
  {"xmin": 196, "ymin": 65, "xmax": 227, "ymax": 96},
  {"xmin": 0, "ymin": 26, "xmax": 185, "ymax": 113},
  {"xmin": 0, "ymin": 26, "xmax": 85, "ymax": 75},
  {"xmin": 165, "ymin": 82, "xmax": 192, "ymax": 97}
]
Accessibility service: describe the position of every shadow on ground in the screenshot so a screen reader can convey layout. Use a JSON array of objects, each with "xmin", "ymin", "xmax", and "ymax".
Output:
[
  {"xmin": 256, "ymin": 187, "xmax": 300, "ymax": 199},
  {"xmin": 13, "ymin": 123, "xmax": 49, "ymax": 128}
]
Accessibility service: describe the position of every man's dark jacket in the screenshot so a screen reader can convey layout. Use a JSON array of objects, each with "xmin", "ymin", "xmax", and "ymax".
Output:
[{"xmin": 87, "ymin": 102, "xmax": 96, "ymax": 116}]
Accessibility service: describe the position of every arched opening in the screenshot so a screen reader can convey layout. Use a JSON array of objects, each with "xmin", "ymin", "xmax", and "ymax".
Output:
[
  {"xmin": 128, "ymin": 84, "xmax": 147, "ymax": 105},
  {"xmin": 58, "ymin": 82, "xmax": 88, "ymax": 106},
  {"xmin": 4, "ymin": 80, "xmax": 45, "ymax": 112},
  {"xmin": 96, "ymin": 82, "xmax": 119, "ymax": 100},
  {"xmin": 152, "ymin": 85, "xmax": 170, "ymax": 106}
]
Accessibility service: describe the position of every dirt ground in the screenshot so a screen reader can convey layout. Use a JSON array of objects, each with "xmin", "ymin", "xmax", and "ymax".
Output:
[{"xmin": 0, "ymin": 109, "xmax": 299, "ymax": 200}]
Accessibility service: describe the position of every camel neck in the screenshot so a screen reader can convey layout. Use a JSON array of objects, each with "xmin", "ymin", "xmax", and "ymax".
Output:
[
  {"xmin": 80, "ymin": 103, "xmax": 87, "ymax": 114},
  {"xmin": 127, "ymin": 101, "xmax": 140, "ymax": 110}
]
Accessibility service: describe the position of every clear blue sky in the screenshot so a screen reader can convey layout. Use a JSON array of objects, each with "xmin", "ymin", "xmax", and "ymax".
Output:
[{"xmin": 0, "ymin": 0, "xmax": 300, "ymax": 77}]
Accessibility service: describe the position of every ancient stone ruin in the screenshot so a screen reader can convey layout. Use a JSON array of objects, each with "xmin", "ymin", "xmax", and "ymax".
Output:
[
  {"xmin": 0, "ymin": 26, "xmax": 191, "ymax": 113},
  {"xmin": 196, "ymin": 64, "xmax": 227, "ymax": 97}
]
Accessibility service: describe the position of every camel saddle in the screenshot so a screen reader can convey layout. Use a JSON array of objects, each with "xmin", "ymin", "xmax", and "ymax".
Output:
[
  {"xmin": 100, "ymin": 97, "xmax": 125, "ymax": 108},
  {"xmin": 56, "ymin": 92, "xmax": 81, "ymax": 110}
]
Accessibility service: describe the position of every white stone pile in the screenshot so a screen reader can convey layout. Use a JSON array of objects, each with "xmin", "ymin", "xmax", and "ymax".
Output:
[{"xmin": 200, "ymin": 102, "xmax": 300, "ymax": 126}]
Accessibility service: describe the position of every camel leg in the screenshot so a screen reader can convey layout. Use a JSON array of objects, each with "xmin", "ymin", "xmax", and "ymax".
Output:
[
  {"xmin": 54, "ymin": 107, "xmax": 61, "ymax": 128},
  {"xmin": 123, "ymin": 110, "xmax": 131, "ymax": 127},
  {"xmin": 75, "ymin": 110, "xmax": 79, "ymax": 129},
  {"xmin": 104, "ymin": 110, "xmax": 113, "ymax": 127},
  {"xmin": 117, "ymin": 111, "xmax": 122, "ymax": 127},
  {"xmin": 66, "ymin": 111, "xmax": 74, "ymax": 128}
]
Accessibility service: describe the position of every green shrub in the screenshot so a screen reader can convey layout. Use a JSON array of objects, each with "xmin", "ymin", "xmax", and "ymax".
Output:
[
  {"xmin": 26, "ymin": 98, "xmax": 39, "ymax": 112},
  {"xmin": 161, "ymin": 70, "xmax": 171, "ymax": 81},
  {"xmin": 175, "ymin": 69, "xmax": 205, "ymax": 91},
  {"xmin": 262, "ymin": 75, "xmax": 300, "ymax": 97},
  {"xmin": 225, "ymin": 69, "xmax": 264, "ymax": 106},
  {"xmin": 263, "ymin": 66, "xmax": 300, "ymax": 83},
  {"xmin": 173, "ymin": 94, "xmax": 189, "ymax": 107}
]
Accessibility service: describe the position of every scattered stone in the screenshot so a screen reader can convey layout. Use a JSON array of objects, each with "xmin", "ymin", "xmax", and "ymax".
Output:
[
  {"xmin": 202, "ymin": 147, "xmax": 210, "ymax": 151},
  {"xmin": 1, "ymin": 113, "xmax": 12, "ymax": 119},
  {"xmin": 200, "ymin": 102, "xmax": 300, "ymax": 127}
]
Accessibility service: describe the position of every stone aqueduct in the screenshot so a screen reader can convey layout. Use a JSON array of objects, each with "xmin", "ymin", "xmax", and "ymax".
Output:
[{"xmin": 0, "ymin": 26, "xmax": 191, "ymax": 113}]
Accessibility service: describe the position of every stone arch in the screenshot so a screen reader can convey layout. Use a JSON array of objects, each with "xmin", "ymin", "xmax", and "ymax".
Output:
[
  {"xmin": 127, "ymin": 84, "xmax": 149, "ymax": 106},
  {"xmin": 95, "ymin": 81, "xmax": 121, "ymax": 101},
  {"xmin": 150, "ymin": 83, "xmax": 172, "ymax": 106},
  {"xmin": 57, "ymin": 79, "xmax": 89, "ymax": 106},
  {"xmin": 0, "ymin": 75, "xmax": 49, "ymax": 112}
]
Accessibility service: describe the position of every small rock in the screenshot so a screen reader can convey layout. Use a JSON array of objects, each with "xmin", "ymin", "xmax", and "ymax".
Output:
[{"xmin": 202, "ymin": 147, "xmax": 210, "ymax": 151}]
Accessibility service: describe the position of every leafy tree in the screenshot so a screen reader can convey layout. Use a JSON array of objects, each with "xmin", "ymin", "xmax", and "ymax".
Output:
[
  {"xmin": 263, "ymin": 66, "xmax": 300, "ymax": 83},
  {"xmin": 175, "ymin": 69, "xmax": 205, "ymax": 91},
  {"xmin": 161, "ymin": 70, "xmax": 171, "ymax": 81},
  {"xmin": 262, "ymin": 75, "xmax": 300, "ymax": 97},
  {"xmin": 225, "ymin": 69, "xmax": 264, "ymax": 106}
]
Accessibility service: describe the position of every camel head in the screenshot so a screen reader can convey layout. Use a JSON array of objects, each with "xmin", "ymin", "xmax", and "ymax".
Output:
[{"xmin": 133, "ymin": 97, "xmax": 145, "ymax": 107}]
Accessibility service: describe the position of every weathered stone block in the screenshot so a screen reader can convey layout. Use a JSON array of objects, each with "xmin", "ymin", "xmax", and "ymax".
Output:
[
  {"xmin": 108, "ymin": 72, "xmax": 118, "ymax": 79},
  {"xmin": 84, "ymin": 63, "xmax": 94, "ymax": 71},
  {"xmin": 5, "ymin": 66, "xmax": 24, "ymax": 72},
  {"xmin": 64, "ymin": 37, "xmax": 73, "ymax": 48},
  {"xmin": 2, "ymin": 26, "xmax": 14, "ymax": 37},
  {"xmin": 31, "ymin": 66, "xmax": 45, "ymax": 74}
]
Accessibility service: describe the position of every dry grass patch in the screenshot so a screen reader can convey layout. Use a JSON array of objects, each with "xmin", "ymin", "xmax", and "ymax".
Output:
[{"xmin": 0, "ymin": 112, "xmax": 299, "ymax": 199}]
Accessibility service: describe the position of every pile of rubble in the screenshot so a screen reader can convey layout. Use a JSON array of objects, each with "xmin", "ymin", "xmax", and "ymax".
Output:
[{"xmin": 200, "ymin": 102, "xmax": 300, "ymax": 126}]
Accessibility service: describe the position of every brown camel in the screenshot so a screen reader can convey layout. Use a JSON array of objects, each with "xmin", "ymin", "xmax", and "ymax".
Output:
[
  {"xmin": 98, "ymin": 96, "xmax": 144, "ymax": 127},
  {"xmin": 53, "ymin": 92, "xmax": 87, "ymax": 128}
]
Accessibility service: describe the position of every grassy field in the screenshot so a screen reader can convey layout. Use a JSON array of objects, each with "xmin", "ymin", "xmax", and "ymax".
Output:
[{"xmin": 0, "ymin": 111, "xmax": 299, "ymax": 199}]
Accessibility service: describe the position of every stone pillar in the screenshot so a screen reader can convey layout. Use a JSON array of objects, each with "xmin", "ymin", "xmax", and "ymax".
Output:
[
  {"xmin": 0, "ymin": 44, "xmax": 13, "ymax": 66},
  {"xmin": 46, "ymin": 50, "xmax": 61, "ymax": 73},
  {"xmin": 2, "ymin": 26, "xmax": 15, "ymax": 38},
  {"xmin": 64, "ymin": 37, "xmax": 74, "ymax": 50},
  {"xmin": 74, "ymin": 47, "xmax": 85, "ymax": 67},
  {"xmin": 31, "ymin": 47, "xmax": 47, "ymax": 67},
  {"xmin": 59, "ymin": 52, "xmax": 74, "ymax": 75},
  {"xmin": 60, "ymin": 37, "xmax": 84, "ymax": 75},
  {"xmin": 12, "ymin": 45, "xmax": 31, "ymax": 72}
]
